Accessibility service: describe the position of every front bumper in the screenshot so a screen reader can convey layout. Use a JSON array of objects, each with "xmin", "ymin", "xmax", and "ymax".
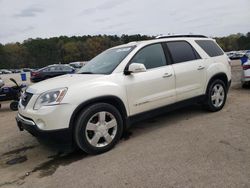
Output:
[{"xmin": 16, "ymin": 113, "xmax": 72, "ymax": 142}]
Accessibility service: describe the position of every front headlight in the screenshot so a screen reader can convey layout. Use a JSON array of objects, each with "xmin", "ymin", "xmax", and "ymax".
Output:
[{"xmin": 34, "ymin": 88, "xmax": 67, "ymax": 110}]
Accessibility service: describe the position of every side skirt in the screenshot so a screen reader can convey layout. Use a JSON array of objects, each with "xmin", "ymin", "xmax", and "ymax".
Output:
[{"xmin": 127, "ymin": 95, "xmax": 206, "ymax": 126}]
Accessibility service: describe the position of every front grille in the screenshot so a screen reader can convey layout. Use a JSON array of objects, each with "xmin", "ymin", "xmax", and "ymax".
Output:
[{"xmin": 21, "ymin": 92, "xmax": 33, "ymax": 107}]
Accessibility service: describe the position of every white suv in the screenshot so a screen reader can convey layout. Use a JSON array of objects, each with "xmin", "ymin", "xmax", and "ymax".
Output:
[{"xmin": 16, "ymin": 35, "xmax": 231, "ymax": 154}]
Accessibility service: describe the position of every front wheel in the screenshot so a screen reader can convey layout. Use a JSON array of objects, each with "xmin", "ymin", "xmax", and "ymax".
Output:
[
  {"xmin": 204, "ymin": 79, "xmax": 227, "ymax": 112},
  {"xmin": 74, "ymin": 103, "xmax": 123, "ymax": 154}
]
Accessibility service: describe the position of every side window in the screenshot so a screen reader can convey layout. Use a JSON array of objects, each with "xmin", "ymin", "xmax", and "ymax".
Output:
[
  {"xmin": 49, "ymin": 66, "xmax": 56, "ymax": 72},
  {"xmin": 166, "ymin": 41, "xmax": 200, "ymax": 64},
  {"xmin": 131, "ymin": 43, "xmax": 167, "ymax": 69},
  {"xmin": 62, "ymin": 66, "xmax": 73, "ymax": 72},
  {"xmin": 195, "ymin": 40, "xmax": 224, "ymax": 57},
  {"xmin": 54, "ymin": 66, "xmax": 62, "ymax": 71},
  {"xmin": 42, "ymin": 68, "xmax": 49, "ymax": 72}
]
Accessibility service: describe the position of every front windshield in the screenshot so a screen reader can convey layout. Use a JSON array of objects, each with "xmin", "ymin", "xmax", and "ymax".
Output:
[{"xmin": 78, "ymin": 46, "xmax": 135, "ymax": 74}]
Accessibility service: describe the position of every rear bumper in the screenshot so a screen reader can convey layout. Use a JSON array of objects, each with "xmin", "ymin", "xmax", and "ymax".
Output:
[{"xmin": 16, "ymin": 113, "xmax": 72, "ymax": 142}]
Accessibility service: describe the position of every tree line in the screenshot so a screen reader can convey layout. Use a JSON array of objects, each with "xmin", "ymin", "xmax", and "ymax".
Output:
[{"xmin": 0, "ymin": 33, "xmax": 249, "ymax": 69}]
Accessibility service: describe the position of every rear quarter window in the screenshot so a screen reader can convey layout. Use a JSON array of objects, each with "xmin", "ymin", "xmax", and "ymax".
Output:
[
  {"xmin": 166, "ymin": 41, "xmax": 200, "ymax": 64},
  {"xmin": 195, "ymin": 40, "xmax": 224, "ymax": 57}
]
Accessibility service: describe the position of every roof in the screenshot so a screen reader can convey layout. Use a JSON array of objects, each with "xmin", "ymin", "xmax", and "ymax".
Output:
[
  {"xmin": 155, "ymin": 34, "xmax": 207, "ymax": 39},
  {"xmin": 112, "ymin": 34, "xmax": 210, "ymax": 49}
]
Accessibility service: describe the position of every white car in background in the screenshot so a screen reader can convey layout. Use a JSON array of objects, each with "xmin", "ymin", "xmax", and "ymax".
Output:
[
  {"xmin": 0, "ymin": 69, "xmax": 12, "ymax": 74},
  {"xmin": 242, "ymin": 59, "xmax": 250, "ymax": 88}
]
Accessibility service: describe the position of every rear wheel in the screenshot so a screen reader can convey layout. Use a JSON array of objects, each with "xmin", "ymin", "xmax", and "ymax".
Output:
[
  {"xmin": 204, "ymin": 79, "xmax": 227, "ymax": 112},
  {"xmin": 74, "ymin": 103, "xmax": 123, "ymax": 154}
]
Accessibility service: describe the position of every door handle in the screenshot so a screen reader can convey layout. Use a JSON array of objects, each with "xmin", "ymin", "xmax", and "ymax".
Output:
[
  {"xmin": 162, "ymin": 73, "xmax": 173, "ymax": 78},
  {"xmin": 197, "ymin": 66, "xmax": 205, "ymax": 70}
]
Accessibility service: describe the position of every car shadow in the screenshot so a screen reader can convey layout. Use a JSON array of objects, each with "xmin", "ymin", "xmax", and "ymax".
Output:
[{"xmin": 122, "ymin": 104, "xmax": 206, "ymax": 140}]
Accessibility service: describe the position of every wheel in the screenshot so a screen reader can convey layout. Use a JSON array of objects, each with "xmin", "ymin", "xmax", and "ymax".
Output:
[
  {"xmin": 10, "ymin": 101, "xmax": 18, "ymax": 111},
  {"xmin": 204, "ymin": 79, "xmax": 227, "ymax": 112},
  {"xmin": 74, "ymin": 103, "xmax": 123, "ymax": 154},
  {"xmin": 242, "ymin": 81, "xmax": 249, "ymax": 89},
  {"xmin": 242, "ymin": 83, "xmax": 247, "ymax": 89}
]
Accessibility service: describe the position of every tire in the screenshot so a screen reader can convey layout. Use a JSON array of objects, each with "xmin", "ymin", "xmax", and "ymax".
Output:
[
  {"xmin": 74, "ymin": 103, "xmax": 123, "ymax": 154},
  {"xmin": 242, "ymin": 81, "xmax": 249, "ymax": 89},
  {"xmin": 204, "ymin": 79, "xmax": 227, "ymax": 112},
  {"xmin": 10, "ymin": 101, "xmax": 18, "ymax": 111}
]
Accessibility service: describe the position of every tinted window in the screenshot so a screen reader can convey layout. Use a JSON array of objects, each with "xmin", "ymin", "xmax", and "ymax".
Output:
[
  {"xmin": 49, "ymin": 66, "xmax": 57, "ymax": 72},
  {"xmin": 42, "ymin": 67, "xmax": 55, "ymax": 72},
  {"xmin": 166, "ymin": 41, "xmax": 199, "ymax": 64},
  {"xmin": 131, "ymin": 44, "xmax": 167, "ymax": 69},
  {"xmin": 62, "ymin": 66, "xmax": 73, "ymax": 72},
  {"xmin": 196, "ymin": 40, "xmax": 224, "ymax": 57},
  {"xmin": 41, "ymin": 68, "xmax": 49, "ymax": 72}
]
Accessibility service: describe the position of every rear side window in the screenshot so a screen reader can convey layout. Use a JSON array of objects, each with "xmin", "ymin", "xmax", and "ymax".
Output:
[
  {"xmin": 131, "ymin": 43, "xmax": 167, "ymax": 69},
  {"xmin": 62, "ymin": 66, "xmax": 73, "ymax": 72},
  {"xmin": 195, "ymin": 40, "xmax": 224, "ymax": 57},
  {"xmin": 166, "ymin": 41, "xmax": 200, "ymax": 64}
]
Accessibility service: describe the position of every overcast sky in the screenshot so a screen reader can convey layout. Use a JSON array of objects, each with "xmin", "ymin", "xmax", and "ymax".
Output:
[{"xmin": 0, "ymin": 0, "xmax": 250, "ymax": 44}]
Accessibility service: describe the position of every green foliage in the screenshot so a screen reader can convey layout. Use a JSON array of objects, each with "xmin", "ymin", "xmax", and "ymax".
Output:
[
  {"xmin": 0, "ymin": 33, "xmax": 249, "ymax": 69},
  {"xmin": 215, "ymin": 32, "xmax": 250, "ymax": 51}
]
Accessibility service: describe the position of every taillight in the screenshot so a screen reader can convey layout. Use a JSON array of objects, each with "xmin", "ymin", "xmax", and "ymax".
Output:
[
  {"xmin": 31, "ymin": 72, "xmax": 39, "ymax": 76},
  {"xmin": 243, "ymin": 64, "xmax": 250, "ymax": 70}
]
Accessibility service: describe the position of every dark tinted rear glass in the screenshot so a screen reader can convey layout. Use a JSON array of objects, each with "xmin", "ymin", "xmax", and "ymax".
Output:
[
  {"xmin": 196, "ymin": 40, "xmax": 224, "ymax": 57},
  {"xmin": 166, "ymin": 41, "xmax": 200, "ymax": 64}
]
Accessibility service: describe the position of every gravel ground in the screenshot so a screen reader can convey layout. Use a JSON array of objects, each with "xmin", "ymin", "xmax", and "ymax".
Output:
[{"xmin": 0, "ymin": 60, "xmax": 249, "ymax": 188}]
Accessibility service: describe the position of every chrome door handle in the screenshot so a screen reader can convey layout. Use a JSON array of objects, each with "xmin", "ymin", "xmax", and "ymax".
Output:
[
  {"xmin": 162, "ymin": 73, "xmax": 173, "ymax": 78},
  {"xmin": 197, "ymin": 66, "xmax": 205, "ymax": 70}
]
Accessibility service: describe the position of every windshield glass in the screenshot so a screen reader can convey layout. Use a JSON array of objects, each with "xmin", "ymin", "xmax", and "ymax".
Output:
[{"xmin": 78, "ymin": 46, "xmax": 135, "ymax": 74}]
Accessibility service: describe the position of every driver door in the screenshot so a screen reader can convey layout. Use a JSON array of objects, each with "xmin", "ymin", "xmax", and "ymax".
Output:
[{"xmin": 124, "ymin": 43, "xmax": 176, "ymax": 115}]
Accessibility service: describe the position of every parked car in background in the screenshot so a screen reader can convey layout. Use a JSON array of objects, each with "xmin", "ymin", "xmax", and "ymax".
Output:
[
  {"xmin": 241, "ymin": 57, "xmax": 250, "ymax": 88},
  {"xmin": 22, "ymin": 68, "xmax": 33, "ymax": 72},
  {"xmin": 10, "ymin": 69, "xmax": 22, "ymax": 73},
  {"xmin": 69, "ymin": 62, "xmax": 83, "ymax": 69},
  {"xmin": 226, "ymin": 51, "xmax": 236, "ymax": 59},
  {"xmin": 0, "ymin": 69, "xmax": 12, "ymax": 74},
  {"xmin": 245, "ymin": 50, "xmax": 250, "ymax": 58},
  {"xmin": 30, "ymin": 64, "xmax": 75, "ymax": 83}
]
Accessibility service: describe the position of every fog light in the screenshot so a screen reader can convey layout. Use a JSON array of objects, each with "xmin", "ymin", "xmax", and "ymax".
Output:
[{"xmin": 36, "ymin": 119, "xmax": 45, "ymax": 129}]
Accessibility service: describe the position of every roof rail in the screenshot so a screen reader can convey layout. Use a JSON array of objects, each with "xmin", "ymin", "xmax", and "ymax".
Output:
[{"xmin": 155, "ymin": 35, "xmax": 207, "ymax": 39}]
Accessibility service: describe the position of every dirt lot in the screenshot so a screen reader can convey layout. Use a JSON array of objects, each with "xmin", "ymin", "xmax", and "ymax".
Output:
[{"xmin": 0, "ymin": 61, "xmax": 249, "ymax": 188}]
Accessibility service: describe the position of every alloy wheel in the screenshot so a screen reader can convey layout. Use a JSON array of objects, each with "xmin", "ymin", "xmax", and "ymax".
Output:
[
  {"xmin": 211, "ymin": 84, "xmax": 225, "ymax": 108},
  {"xmin": 85, "ymin": 111, "xmax": 118, "ymax": 148}
]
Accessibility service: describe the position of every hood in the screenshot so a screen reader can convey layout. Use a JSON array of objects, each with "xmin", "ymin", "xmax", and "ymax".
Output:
[{"xmin": 26, "ymin": 74, "xmax": 105, "ymax": 94}]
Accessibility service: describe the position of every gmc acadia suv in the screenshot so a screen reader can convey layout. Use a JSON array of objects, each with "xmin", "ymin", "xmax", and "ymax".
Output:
[{"xmin": 16, "ymin": 35, "xmax": 231, "ymax": 154}]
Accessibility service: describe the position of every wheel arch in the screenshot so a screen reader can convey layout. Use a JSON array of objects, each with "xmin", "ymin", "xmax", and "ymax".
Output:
[
  {"xmin": 206, "ymin": 73, "xmax": 229, "ymax": 94},
  {"xmin": 69, "ymin": 95, "xmax": 129, "ymax": 133}
]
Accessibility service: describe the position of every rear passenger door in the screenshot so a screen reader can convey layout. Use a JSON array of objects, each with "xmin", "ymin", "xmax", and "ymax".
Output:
[{"xmin": 164, "ymin": 41, "xmax": 206, "ymax": 101}]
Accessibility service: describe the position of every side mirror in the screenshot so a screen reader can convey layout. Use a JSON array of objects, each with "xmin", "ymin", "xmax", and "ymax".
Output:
[{"xmin": 127, "ymin": 63, "xmax": 146, "ymax": 74}]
